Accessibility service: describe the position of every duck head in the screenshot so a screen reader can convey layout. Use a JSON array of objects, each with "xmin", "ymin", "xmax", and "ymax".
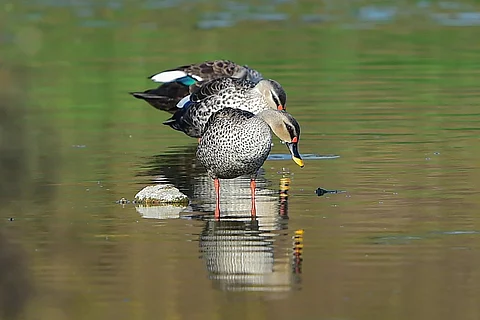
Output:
[
  {"xmin": 255, "ymin": 79, "xmax": 287, "ymax": 111},
  {"xmin": 258, "ymin": 110, "xmax": 304, "ymax": 168}
]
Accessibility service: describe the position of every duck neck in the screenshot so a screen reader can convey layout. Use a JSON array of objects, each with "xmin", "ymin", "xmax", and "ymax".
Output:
[
  {"xmin": 256, "ymin": 110, "xmax": 292, "ymax": 142},
  {"xmin": 257, "ymin": 110, "xmax": 283, "ymax": 131}
]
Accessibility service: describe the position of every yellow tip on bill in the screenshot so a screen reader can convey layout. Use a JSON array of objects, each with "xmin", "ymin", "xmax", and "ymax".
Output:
[{"xmin": 293, "ymin": 156, "xmax": 304, "ymax": 168}]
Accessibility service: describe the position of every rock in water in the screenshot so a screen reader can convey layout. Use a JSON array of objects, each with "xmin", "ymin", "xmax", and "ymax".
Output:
[{"xmin": 134, "ymin": 184, "xmax": 189, "ymax": 204}]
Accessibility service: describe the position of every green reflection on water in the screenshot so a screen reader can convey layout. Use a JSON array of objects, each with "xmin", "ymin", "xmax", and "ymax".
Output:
[{"xmin": 1, "ymin": 1, "xmax": 480, "ymax": 320}]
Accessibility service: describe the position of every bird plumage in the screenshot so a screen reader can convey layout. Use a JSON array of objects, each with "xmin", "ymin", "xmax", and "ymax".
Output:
[
  {"xmin": 164, "ymin": 77, "xmax": 287, "ymax": 138},
  {"xmin": 130, "ymin": 60, "xmax": 264, "ymax": 113},
  {"xmin": 196, "ymin": 107, "xmax": 303, "ymax": 219}
]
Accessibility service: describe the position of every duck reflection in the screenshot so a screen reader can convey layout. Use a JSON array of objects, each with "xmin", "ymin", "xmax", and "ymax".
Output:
[
  {"xmin": 139, "ymin": 145, "xmax": 199, "ymax": 197},
  {"xmin": 199, "ymin": 218, "xmax": 303, "ymax": 293},
  {"xmin": 139, "ymin": 146, "xmax": 303, "ymax": 292},
  {"xmin": 139, "ymin": 145, "xmax": 289, "ymax": 218}
]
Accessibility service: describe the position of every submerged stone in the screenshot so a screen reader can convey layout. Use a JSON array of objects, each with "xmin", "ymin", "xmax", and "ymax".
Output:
[{"xmin": 134, "ymin": 184, "xmax": 189, "ymax": 205}]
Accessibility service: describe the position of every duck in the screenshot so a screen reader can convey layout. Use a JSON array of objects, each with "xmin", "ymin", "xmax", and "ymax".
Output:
[
  {"xmin": 163, "ymin": 77, "xmax": 287, "ymax": 138},
  {"xmin": 196, "ymin": 107, "xmax": 304, "ymax": 219},
  {"xmin": 130, "ymin": 60, "xmax": 263, "ymax": 114}
]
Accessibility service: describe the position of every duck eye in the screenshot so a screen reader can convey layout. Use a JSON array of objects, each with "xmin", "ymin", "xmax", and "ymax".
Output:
[
  {"xmin": 271, "ymin": 93, "xmax": 280, "ymax": 107},
  {"xmin": 285, "ymin": 123, "xmax": 295, "ymax": 139}
]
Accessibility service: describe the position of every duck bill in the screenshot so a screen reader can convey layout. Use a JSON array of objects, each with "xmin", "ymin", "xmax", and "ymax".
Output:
[{"xmin": 286, "ymin": 142, "xmax": 304, "ymax": 168}]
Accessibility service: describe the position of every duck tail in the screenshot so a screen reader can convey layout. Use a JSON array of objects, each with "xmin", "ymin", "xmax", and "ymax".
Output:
[
  {"xmin": 130, "ymin": 81, "xmax": 193, "ymax": 114},
  {"xmin": 129, "ymin": 91, "xmax": 162, "ymax": 100},
  {"xmin": 129, "ymin": 91, "xmax": 178, "ymax": 114}
]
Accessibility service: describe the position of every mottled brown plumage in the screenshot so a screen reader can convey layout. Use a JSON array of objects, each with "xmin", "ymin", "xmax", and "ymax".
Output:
[{"xmin": 130, "ymin": 60, "xmax": 263, "ymax": 113}]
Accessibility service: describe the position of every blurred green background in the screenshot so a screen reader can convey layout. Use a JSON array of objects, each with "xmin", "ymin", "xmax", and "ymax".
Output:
[{"xmin": 1, "ymin": 1, "xmax": 480, "ymax": 320}]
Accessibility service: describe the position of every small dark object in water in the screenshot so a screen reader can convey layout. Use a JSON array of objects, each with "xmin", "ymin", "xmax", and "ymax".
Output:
[
  {"xmin": 8, "ymin": 217, "xmax": 13, "ymax": 221},
  {"xmin": 116, "ymin": 198, "xmax": 130, "ymax": 204},
  {"xmin": 315, "ymin": 187, "xmax": 345, "ymax": 196}
]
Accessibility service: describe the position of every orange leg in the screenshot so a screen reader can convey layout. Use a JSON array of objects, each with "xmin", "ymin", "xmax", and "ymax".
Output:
[
  {"xmin": 250, "ymin": 179, "xmax": 256, "ymax": 218},
  {"xmin": 214, "ymin": 178, "xmax": 220, "ymax": 219}
]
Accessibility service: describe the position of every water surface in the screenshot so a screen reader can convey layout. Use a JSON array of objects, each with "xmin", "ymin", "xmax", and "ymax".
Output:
[{"xmin": 1, "ymin": 1, "xmax": 480, "ymax": 319}]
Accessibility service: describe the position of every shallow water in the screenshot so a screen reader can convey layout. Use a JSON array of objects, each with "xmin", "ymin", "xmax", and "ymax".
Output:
[{"xmin": 1, "ymin": 1, "xmax": 480, "ymax": 319}]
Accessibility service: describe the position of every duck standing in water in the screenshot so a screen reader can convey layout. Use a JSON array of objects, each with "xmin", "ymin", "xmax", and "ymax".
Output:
[
  {"xmin": 130, "ymin": 60, "xmax": 263, "ymax": 113},
  {"xmin": 164, "ymin": 77, "xmax": 287, "ymax": 138},
  {"xmin": 197, "ymin": 107, "xmax": 304, "ymax": 219}
]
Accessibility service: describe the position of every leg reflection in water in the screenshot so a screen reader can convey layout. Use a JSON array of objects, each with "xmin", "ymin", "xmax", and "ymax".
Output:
[{"xmin": 198, "ymin": 177, "xmax": 304, "ymax": 294}]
